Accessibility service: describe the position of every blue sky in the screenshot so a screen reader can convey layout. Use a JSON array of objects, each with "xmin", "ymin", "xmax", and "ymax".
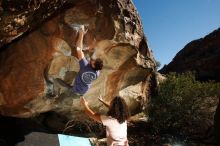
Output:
[{"xmin": 133, "ymin": 0, "xmax": 220, "ymax": 69}]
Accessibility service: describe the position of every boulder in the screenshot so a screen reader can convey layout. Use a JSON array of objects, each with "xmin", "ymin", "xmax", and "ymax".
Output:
[{"xmin": 0, "ymin": 0, "xmax": 156, "ymax": 120}]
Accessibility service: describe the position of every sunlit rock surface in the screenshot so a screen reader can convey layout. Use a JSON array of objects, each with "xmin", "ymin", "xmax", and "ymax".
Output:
[{"xmin": 0, "ymin": 0, "xmax": 156, "ymax": 119}]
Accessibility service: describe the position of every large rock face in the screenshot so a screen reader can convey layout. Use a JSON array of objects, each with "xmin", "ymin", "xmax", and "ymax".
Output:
[
  {"xmin": 160, "ymin": 28, "xmax": 220, "ymax": 81},
  {"xmin": 0, "ymin": 0, "xmax": 156, "ymax": 119}
]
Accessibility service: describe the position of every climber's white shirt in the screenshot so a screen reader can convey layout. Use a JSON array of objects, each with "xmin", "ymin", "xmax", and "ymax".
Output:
[{"xmin": 101, "ymin": 115, "xmax": 128, "ymax": 146}]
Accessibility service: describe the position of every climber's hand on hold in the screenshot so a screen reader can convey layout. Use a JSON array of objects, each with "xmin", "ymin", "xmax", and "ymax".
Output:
[
  {"xmin": 98, "ymin": 95, "xmax": 103, "ymax": 102},
  {"xmin": 80, "ymin": 96, "xmax": 88, "ymax": 107},
  {"xmin": 98, "ymin": 95, "xmax": 110, "ymax": 108}
]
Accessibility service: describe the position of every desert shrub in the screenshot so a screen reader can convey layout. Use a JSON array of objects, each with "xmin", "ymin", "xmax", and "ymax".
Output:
[
  {"xmin": 156, "ymin": 60, "xmax": 161, "ymax": 70},
  {"xmin": 149, "ymin": 72, "xmax": 220, "ymax": 136}
]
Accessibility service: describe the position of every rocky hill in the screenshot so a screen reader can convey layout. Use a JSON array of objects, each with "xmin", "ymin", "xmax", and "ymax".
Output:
[{"xmin": 160, "ymin": 28, "xmax": 220, "ymax": 81}]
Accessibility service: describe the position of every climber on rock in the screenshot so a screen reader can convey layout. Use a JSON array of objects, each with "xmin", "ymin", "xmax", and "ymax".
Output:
[{"xmin": 50, "ymin": 25, "xmax": 103, "ymax": 99}]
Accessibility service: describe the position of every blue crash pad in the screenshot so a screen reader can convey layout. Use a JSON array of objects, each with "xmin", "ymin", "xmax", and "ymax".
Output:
[{"xmin": 58, "ymin": 134, "xmax": 92, "ymax": 146}]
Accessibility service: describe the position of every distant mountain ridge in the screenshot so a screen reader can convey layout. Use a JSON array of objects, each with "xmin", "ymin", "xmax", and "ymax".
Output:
[{"xmin": 160, "ymin": 27, "xmax": 220, "ymax": 81}]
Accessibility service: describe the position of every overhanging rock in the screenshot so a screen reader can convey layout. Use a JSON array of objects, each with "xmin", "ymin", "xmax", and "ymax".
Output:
[{"xmin": 0, "ymin": 0, "xmax": 156, "ymax": 120}]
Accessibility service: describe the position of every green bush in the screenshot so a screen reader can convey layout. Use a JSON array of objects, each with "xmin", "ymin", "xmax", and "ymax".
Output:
[
  {"xmin": 149, "ymin": 72, "xmax": 220, "ymax": 135},
  {"xmin": 155, "ymin": 60, "xmax": 161, "ymax": 70}
]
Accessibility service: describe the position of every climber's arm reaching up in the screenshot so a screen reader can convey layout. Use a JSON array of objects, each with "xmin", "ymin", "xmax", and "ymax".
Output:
[
  {"xmin": 75, "ymin": 26, "xmax": 85, "ymax": 60},
  {"xmin": 80, "ymin": 97, "xmax": 102, "ymax": 123}
]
